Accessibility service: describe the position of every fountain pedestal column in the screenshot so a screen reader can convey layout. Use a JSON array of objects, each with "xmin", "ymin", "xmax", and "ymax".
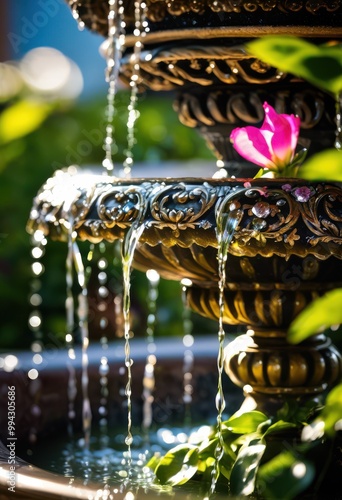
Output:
[{"xmin": 225, "ymin": 329, "xmax": 341, "ymax": 412}]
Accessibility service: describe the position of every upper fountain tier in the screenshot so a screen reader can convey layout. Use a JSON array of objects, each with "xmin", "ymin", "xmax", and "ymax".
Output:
[
  {"xmin": 69, "ymin": 1, "xmax": 342, "ymax": 92},
  {"xmin": 67, "ymin": 1, "xmax": 342, "ymax": 167},
  {"xmin": 69, "ymin": 1, "xmax": 342, "ymax": 42},
  {"xmin": 28, "ymin": 168, "xmax": 342, "ymax": 290}
]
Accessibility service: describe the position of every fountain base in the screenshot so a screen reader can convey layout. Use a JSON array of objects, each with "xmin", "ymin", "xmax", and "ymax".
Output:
[{"xmin": 225, "ymin": 329, "xmax": 342, "ymax": 412}]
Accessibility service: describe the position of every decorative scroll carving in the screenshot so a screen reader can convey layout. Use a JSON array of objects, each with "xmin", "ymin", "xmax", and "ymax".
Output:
[
  {"xmin": 149, "ymin": 183, "xmax": 217, "ymax": 234},
  {"xmin": 68, "ymin": 0, "xmax": 342, "ymax": 29},
  {"xmin": 120, "ymin": 45, "xmax": 287, "ymax": 90},
  {"xmin": 174, "ymin": 87, "xmax": 335, "ymax": 164},
  {"xmin": 97, "ymin": 186, "xmax": 149, "ymax": 225},
  {"xmin": 146, "ymin": 0, "xmax": 342, "ymax": 20},
  {"xmin": 175, "ymin": 89, "xmax": 327, "ymax": 128},
  {"xmin": 28, "ymin": 170, "xmax": 342, "ymax": 262}
]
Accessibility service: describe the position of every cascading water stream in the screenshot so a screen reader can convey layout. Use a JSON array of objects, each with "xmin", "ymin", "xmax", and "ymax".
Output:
[
  {"xmin": 123, "ymin": 0, "xmax": 147, "ymax": 178},
  {"xmin": 142, "ymin": 269, "xmax": 159, "ymax": 434},
  {"xmin": 64, "ymin": 0, "xmax": 150, "ymax": 466},
  {"xmin": 103, "ymin": 0, "xmax": 126, "ymax": 174},
  {"xmin": 181, "ymin": 279, "xmax": 194, "ymax": 428},
  {"xmin": 65, "ymin": 227, "xmax": 78, "ymax": 435},
  {"xmin": 66, "ymin": 219, "xmax": 92, "ymax": 447},
  {"xmin": 120, "ymin": 189, "xmax": 150, "ymax": 476},
  {"xmin": 27, "ymin": 229, "xmax": 48, "ymax": 445},
  {"xmin": 206, "ymin": 191, "xmax": 244, "ymax": 497},
  {"xmin": 70, "ymin": 2, "xmax": 85, "ymax": 30}
]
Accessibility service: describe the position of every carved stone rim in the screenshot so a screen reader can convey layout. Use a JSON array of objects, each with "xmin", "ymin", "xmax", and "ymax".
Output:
[
  {"xmin": 125, "ymin": 26, "xmax": 342, "ymax": 47},
  {"xmin": 28, "ymin": 169, "xmax": 342, "ymax": 262}
]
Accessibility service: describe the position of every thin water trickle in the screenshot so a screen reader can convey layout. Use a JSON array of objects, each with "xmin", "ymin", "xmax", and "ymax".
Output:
[
  {"xmin": 123, "ymin": 0, "xmax": 147, "ymax": 178},
  {"xmin": 91, "ymin": 242, "xmax": 111, "ymax": 434},
  {"xmin": 28, "ymin": 230, "xmax": 48, "ymax": 445},
  {"xmin": 66, "ymin": 226, "xmax": 78, "ymax": 432},
  {"xmin": 103, "ymin": 0, "xmax": 126, "ymax": 174},
  {"xmin": 208, "ymin": 194, "xmax": 244, "ymax": 496},
  {"xmin": 70, "ymin": 2, "xmax": 85, "ymax": 30},
  {"xmin": 142, "ymin": 269, "xmax": 159, "ymax": 433},
  {"xmin": 66, "ymin": 224, "xmax": 92, "ymax": 446},
  {"xmin": 121, "ymin": 190, "xmax": 149, "ymax": 474},
  {"xmin": 181, "ymin": 279, "xmax": 194, "ymax": 428},
  {"xmin": 28, "ymin": 230, "xmax": 46, "ymax": 348}
]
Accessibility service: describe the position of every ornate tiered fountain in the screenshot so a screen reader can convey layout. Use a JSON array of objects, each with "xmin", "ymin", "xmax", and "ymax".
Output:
[{"xmin": 29, "ymin": 0, "xmax": 342, "ymax": 410}]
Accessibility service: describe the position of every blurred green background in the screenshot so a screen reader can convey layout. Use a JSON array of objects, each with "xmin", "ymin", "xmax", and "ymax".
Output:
[{"xmin": 0, "ymin": 2, "xmax": 217, "ymax": 349}]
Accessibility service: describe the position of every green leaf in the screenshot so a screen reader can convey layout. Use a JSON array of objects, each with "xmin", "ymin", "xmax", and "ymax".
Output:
[
  {"xmin": 276, "ymin": 399, "xmax": 320, "ymax": 425},
  {"xmin": 146, "ymin": 453, "xmax": 162, "ymax": 472},
  {"xmin": 230, "ymin": 439, "xmax": 266, "ymax": 496},
  {"xmin": 303, "ymin": 383, "xmax": 342, "ymax": 439},
  {"xmin": 263, "ymin": 420, "xmax": 298, "ymax": 437},
  {"xmin": 154, "ymin": 444, "xmax": 199, "ymax": 486},
  {"xmin": 0, "ymin": 99, "xmax": 53, "ymax": 144},
  {"xmin": 247, "ymin": 36, "xmax": 342, "ymax": 95},
  {"xmin": 298, "ymin": 149, "xmax": 342, "ymax": 181},
  {"xmin": 288, "ymin": 288, "xmax": 342, "ymax": 343},
  {"xmin": 321, "ymin": 383, "xmax": 342, "ymax": 435},
  {"xmin": 258, "ymin": 451, "xmax": 315, "ymax": 500},
  {"xmin": 223, "ymin": 411, "xmax": 269, "ymax": 434}
]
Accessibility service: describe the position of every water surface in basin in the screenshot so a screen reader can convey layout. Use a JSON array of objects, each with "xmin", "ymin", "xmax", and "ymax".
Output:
[{"xmin": 18, "ymin": 422, "xmax": 220, "ymax": 498}]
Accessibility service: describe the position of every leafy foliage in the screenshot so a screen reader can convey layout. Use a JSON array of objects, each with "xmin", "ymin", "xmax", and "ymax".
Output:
[
  {"xmin": 288, "ymin": 288, "xmax": 342, "ymax": 343},
  {"xmin": 148, "ymin": 397, "xmax": 342, "ymax": 498},
  {"xmin": 146, "ymin": 406, "xmax": 334, "ymax": 498},
  {"xmin": 295, "ymin": 148, "xmax": 342, "ymax": 182},
  {"xmin": 302, "ymin": 383, "xmax": 342, "ymax": 440},
  {"xmin": 247, "ymin": 36, "xmax": 342, "ymax": 96}
]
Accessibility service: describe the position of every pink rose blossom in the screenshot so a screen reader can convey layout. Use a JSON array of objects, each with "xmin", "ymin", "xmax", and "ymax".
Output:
[{"xmin": 230, "ymin": 103, "xmax": 300, "ymax": 173}]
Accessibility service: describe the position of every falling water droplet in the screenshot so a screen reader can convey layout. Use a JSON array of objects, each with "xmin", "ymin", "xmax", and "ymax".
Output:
[{"xmin": 71, "ymin": 3, "xmax": 85, "ymax": 30}]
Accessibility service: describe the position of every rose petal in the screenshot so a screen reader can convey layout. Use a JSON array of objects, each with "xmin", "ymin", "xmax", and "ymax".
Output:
[
  {"xmin": 230, "ymin": 127, "xmax": 277, "ymax": 169},
  {"xmin": 263, "ymin": 103, "xmax": 300, "ymax": 165}
]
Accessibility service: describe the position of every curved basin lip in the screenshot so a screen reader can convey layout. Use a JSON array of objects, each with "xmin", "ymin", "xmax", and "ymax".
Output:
[
  {"xmin": 40, "ymin": 166, "xmax": 331, "ymax": 186},
  {"xmin": 0, "ymin": 335, "xmax": 225, "ymax": 372},
  {"xmin": 27, "ymin": 169, "xmax": 342, "ymax": 260},
  {"xmin": 0, "ymin": 459, "xmax": 229, "ymax": 499},
  {"xmin": 124, "ymin": 25, "xmax": 342, "ymax": 47},
  {"xmin": 0, "ymin": 462, "xmax": 102, "ymax": 500}
]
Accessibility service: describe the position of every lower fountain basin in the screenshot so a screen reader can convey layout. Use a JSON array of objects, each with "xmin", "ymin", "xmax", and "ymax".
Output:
[
  {"xmin": 0, "ymin": 336, "xmax": 240, "ymax": 499},
  {"xmin": 28, "ymin": 168, "xmax": 342, "ymax": 327}
]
